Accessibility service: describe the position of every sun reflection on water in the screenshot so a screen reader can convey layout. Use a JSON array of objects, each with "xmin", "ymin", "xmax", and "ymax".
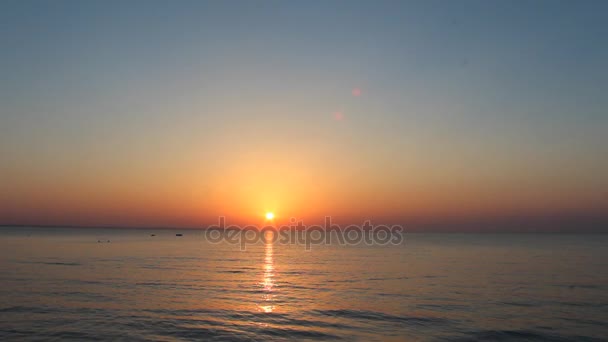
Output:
[{"xmin": 259, "ymin": 231, "xmax": 275, "ymax": 313}]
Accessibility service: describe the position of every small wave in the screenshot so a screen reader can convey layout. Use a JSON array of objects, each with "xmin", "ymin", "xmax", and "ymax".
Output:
[
  {"xmin": 0, "ymin": 306, "xmax": 30, "ymax": 313},
  {"xmin": 49, "ymin": 330, "xmax": 106, "ymax": 341},
  {"xmin": 559, "ymin": 317, "xmax": 608, "ymax": 326},
  {"xmin": 500, "ymin": 301, "xmax": 540, "ymax": 307},
  {"xmin": 556, "ymin": 284, "xmax": 602, "ymax": 290},
  {"xmin": 18, "ymin": 261, "xmax": 81, "ymax": 266},
  {"xmin": 66, "ymin": 279, "xmax": 105, "ymax": 285},
  {"xmin": 126, "ymin": 322, "xmax": 252, "ymax": 342},
  {"xmin": 128, "ymin": 311, "xmax": 344, "ymax": 340},
  {"xmin": 0, "ymin": 306, "xmax": 106, "ymax": 315},
  {"xmin": 559, "ymin": 301, "xmax": 607, "ymax": 308},
  {"xmin": 377, "ymin": 293, "xmax": 411, "ymax": 298},
  {"xmin": 261, "ymin": 328, "xmax": 342, "ymax": 340},
  {"xmin": 367, "ymin": 276, "xmax": 408, "ymax": 281},
  {"xmin": 446, "ymin": 329, "xmax": 605, "ymax": 341},
  {"xmin": 280, "ymin": 282, "xmax": 327, "ymax": 291},
  {"xmin": 313, "ymin": 309, "xmax": 449, "ymax": 326},
  {"xmin": 416, "ymin": 303, "xmax": 470, "ymax": 311}
]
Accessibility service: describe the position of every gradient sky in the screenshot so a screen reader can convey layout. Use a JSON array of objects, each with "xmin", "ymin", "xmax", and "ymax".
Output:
[{"xmin": 1, "ymin": 1, "xmax": 607, "ymax": 231}]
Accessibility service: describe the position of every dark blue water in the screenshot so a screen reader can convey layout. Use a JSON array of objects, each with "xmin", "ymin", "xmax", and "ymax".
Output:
[{"xmin": 1, "ymin": 228, "xmax": 607, "ymax": 341}]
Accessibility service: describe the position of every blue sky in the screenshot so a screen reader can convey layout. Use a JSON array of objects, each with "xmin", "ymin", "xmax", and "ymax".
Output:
[{"xmin": 1, "ymin": 1, "xmax": 607, "ymax": 229}]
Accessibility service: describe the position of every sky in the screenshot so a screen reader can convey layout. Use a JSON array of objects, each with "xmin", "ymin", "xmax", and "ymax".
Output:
[{"xmin": 1, "ymin": 1, "xmax": 607, "ymax": 231}]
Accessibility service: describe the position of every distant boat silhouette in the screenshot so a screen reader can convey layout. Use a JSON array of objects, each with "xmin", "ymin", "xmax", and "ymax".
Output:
[
  {"xmin": 175, "ymin": 233, "xmax": 183, "ymax": 237},
  {"xmin": 150, "ymin": 234, "xmax": 156, "ymax": 237}
]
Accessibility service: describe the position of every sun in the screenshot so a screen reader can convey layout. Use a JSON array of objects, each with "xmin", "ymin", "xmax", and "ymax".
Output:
[{"xmin": 265, "ymin": 212, "xmax": 275, "ymax": 220}]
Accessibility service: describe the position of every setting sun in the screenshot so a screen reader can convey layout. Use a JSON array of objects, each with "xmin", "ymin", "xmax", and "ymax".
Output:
[{"xmin": 265, "ymin": 212, "xmax": 275, "ymax": 220}]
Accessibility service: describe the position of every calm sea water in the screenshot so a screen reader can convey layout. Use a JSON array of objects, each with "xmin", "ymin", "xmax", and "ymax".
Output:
[{"xmin": 1, "ymin": 228, "xmax": 607, "ymax": 341}]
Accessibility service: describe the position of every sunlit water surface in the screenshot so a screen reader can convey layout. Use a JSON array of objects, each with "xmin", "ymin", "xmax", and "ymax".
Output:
[{"xmin": 1, "ymin": 228, "xmax": 607, "ymax": 341}]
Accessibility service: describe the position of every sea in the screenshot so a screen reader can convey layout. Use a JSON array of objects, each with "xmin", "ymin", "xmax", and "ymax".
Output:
[{"xmin": 1, "ymin": 227, "xmax": 607, "ymax": 341}]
